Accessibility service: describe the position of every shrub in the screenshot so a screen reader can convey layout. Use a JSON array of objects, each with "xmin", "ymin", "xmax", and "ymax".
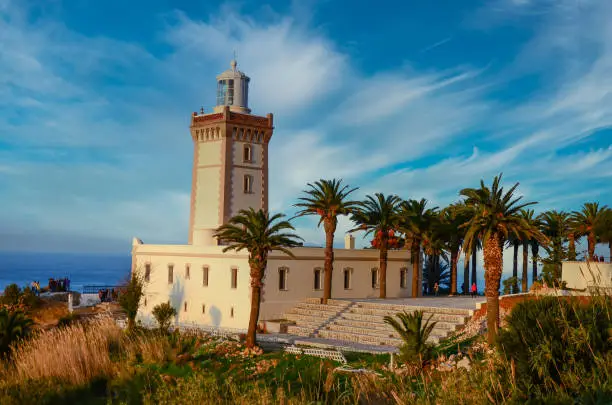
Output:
[
  {"xmin": 0, "ymin": 308, "xmax": 34, "ymax": 358},
  {"xmin": 118, "ymin": 271, "xmax": 144, "ymax": 330},
  {"xmin": 1, "ymin": 284, "xmax": 21, "ymax": 306},
  {"xmin": 502, "ymin": 276, "xmax": 520, "ymax": 295},
  {"xmin": 383, "ymin": 310, "xmax": 437, "ymax": 366},
  {"xmin": 498, "ymin": 296, "xmax": 611, "ymax": 397},
  {"xmin": 152, "ymin": 303, "xmax": 176, "ymax": 333}
]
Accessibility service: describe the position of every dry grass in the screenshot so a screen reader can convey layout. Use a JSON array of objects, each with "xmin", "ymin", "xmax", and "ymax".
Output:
[{"xmin": 7, "ymin": 316, "xmax": 168, "ymax": 385}]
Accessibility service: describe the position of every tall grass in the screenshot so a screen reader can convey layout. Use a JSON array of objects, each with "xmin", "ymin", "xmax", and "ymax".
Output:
[{"xmin": 6, "ymin": 316, "xmax": 168, "ymax": 385}]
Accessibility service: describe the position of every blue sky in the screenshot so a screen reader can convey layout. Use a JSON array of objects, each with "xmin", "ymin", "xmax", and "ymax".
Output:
[{"xmin": 1, "ymin": 0, "xmax": 611, "ymax": 257}]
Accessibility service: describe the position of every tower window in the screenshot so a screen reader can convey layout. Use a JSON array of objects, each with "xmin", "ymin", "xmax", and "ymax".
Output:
[
  {"xmin": 168, "ymin": 265, "xmax": 174, "ymax": 284},
  {"xmin": 243, "ymin": 175, "xmax": 253, "ymax": 194},
  {"xmin": 202, "ymin": 266, "xmax": 209, "ymax": 286},
  {"xmin": 278, "ymin": 267, "xmax": 288, "ymax": 291},
  {"xmin": 144, "ymin": 264, "xmax": 151, "ymax": 283},
  {"xmin": 371, "ymin": 268, "xmax": 379, "ymax": 289},
  {"xmin": 243, "ymin": 144, "xmax": 252, "ymax": 162},
  {"xmin": 231, "ymin": 267, "xmax": 238, "ymax": 289},
  {"xmin": 202, "ymin": 304, "xmax": 206, "ymax": 314},
  {"xmin": 314, "ymin": 268, "xmax": 322, "ymax": 290},
  {"xmin": 400, "ymin": 268, "xmax": 407, "ymax": 289},
  {"xmin": 343, "ymin": 268, "xmax": 352, "ymax": 290},
  {"xmin": 184, "ymin": 301, "xmax": 188, "ymax": 312},
  {"xmin": 185, "ymin": 264, "xmax": 190, "ymax": 280},
  {"xmin": 230, "ymin": 307, "xmax": 234, "ymax": 318}
]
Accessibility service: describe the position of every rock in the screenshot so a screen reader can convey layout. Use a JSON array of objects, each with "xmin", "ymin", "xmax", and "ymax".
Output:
[{"xmin": 457, "ymin": 357, "xmax": 471, "ymax": 371}]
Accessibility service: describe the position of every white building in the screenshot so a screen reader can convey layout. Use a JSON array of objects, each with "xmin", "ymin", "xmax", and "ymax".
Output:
[{"xmin": 132, "ymin": 60, "xmax": 412, "ymax": 330}]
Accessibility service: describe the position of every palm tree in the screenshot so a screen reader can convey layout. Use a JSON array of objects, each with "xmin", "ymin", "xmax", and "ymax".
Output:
[
  {"xmin": 0, "ymin": 308, "xmax": 34, "ymax": 358},
  {"xmin": 461, "ymin": 174, "xmax": 544, "ymax": 344},
  {"xmin": 595, "ymin": 208, "xmax": 612, "ymax": 261},
  {"xmin": 214, "ymin": 208, "xmax": 303, "ymax": 348},
  {"xmin": 294, "ymin": 179, "xmax": 359, "ymax": 304},
  {"xmin": 350, "ymin": 193, "xmax": 402, "ymax": 299},
  {"xmin": 422, "ymin": 227, "xmax": 447, "ymax": 294},
  {"xmin": 571, "ymin": 202, "xmax": 609, "ymax": 260},
  {"xmin": 399, "ymin": 199, "xmax": 438, "ymax": 297},
  {"xmin": 383, "ymin": 310, "xmax": 437, "ymax": 365},
  {"xmin": 462, "ymin": 252, "xmax": 470, "ymax": 294},
  {"xmin": 530, "ymin": 238, "xmax": 540, "ymax": 283},
  {"xmin": 509, "ymin": 236, "xmax": 521, "ymax": 294},
  {"xmin": 471, "ymin": 239, "xmax": 480, "ymax": 292},
  {"xmin": 519, "ymin": 209, "xmax": 540, "ymax": 292},
  {"xmin": 539, "ymin": 210, "xmax": 570, "ymax": 279},
  {"xmin": 438, "ymin": 204, "xmax": 468, "ymax": 295}
]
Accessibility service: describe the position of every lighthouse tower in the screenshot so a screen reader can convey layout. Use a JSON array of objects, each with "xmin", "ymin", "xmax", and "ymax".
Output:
[{"xmin": 188, "ymin": 60, "xmax": 274, "ymax": 246}]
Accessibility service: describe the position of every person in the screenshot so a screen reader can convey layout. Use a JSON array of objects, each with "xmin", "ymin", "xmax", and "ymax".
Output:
[
  {"xmin": 471, "ymin": 282, "xmax": 477, "ymax": 298},
  {"xmin": 98, "ymin": 289, "xmax": 104, "ymax": 302},
  {"xmin": 434, "ymin": 282, "xmax": 439, "ymax": 297}
]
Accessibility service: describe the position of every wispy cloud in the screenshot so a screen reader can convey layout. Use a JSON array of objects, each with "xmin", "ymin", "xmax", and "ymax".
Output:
[{"xmin": 419, "ymin": 36, "xmax": 452, "ymax": 53}]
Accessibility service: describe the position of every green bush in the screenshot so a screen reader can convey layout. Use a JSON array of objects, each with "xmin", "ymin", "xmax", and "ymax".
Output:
[
  {"xmin": 1, "ymin": 284, "xmax": 21, "ymax": 306},
  {"xmin": 118, "ymin": 271, "xmax": 144, "ymax": 330},
  {"xmin": 498, "ymin": 296, "xmax": 611, "ymax": 397},
  {"xmin": 0, "ymin": 308, "xmax": 34, "ymax": 358},
  {"xmin": 502, "ymin": 276, "xmax": 520, "ymax": 295},
  {"xmin": 152, "ymin": 303, "xmax": 177, "ymax": 333},
  {"xmin": 384, "ymin": 310, "xmax": 437, "ymax": 366}
]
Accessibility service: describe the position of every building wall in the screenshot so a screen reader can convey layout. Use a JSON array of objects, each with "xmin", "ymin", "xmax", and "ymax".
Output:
[
  {"xmin": 230, "ymin": 140, "xmax": 264, "ymax": 216},
  {"xmin": 133, "ymin": 242, "xmax": 412, "ymax": 330},
  {"xmin": 562, "ymin": 261, "xmax": 612, "ymax": 290},
  {"xmin": 191, "ymin": 140, "xmax": 223, "ymax": 244}
]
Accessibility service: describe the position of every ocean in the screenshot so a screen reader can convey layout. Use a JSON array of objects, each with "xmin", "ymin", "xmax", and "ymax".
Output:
[{"xmin": 0, "ymin": 252, "xmax": 131, "ymax": 292}]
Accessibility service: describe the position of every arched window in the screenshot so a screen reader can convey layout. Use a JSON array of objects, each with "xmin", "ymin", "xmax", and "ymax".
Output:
[
  {"xmin": 243, "ymin": 144, "xmax": 252, "ymax": 162},
  {"xmin": 167, "ymin": 264, "xmax": 174, "ymax": 284},
  {"xmin": 202, "ymin": 266, "xmax": 209, "ymax": 286},
  {"xmin": 400, "ymin": 267, "xmax": 407, "ymax": 289},
  {"xmin": 231, "ymin": 267, "xmax": 238, "ymax": 289},
  {"xmin": 183, "ymin": 301, "xmax": 188, "ymax": 312}
]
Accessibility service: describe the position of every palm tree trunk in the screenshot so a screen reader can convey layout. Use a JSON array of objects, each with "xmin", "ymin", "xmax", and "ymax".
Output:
[
  {"xmin": 322, "ymin": 220, "xmax": 336, "ymax": 304},
  {"xmin": 512, "ymin": 243, "xmax": 518, "ymax": 293},
  {"xmin": 522, "ymin": 241, "xmax": 529, "ymax": 292},
  {"xmin": 463, "ymin": 252, "xmax": 470, "ymax": 295},
  {"xmin": 411, "ymin": 239, "xmax": 420, "ymax": 297},
  {"xmin": 379, "ymin": 238, "xmax": 388, "ymax": 299},
  {"xmin": 471, "ymin": 247, "xmax": 477, "ymax": 289},
  {"xmin": 246, "ymin": 267, "xmax": 264, "ymax": 349},
  {"xmin": 568, "ymin": 234, "xmax": 576, "ymax": 261},
  {"xmin": 484, "ymin": 233, "xmax": 503, "ymax": 345},
  {"xmin": 588, "ymin": 232, "xmax": 596, "ymax": 260},
  {"xmin": 609, "ymin": 242, "xmax": 611, "ymax": 263},
  {"xmin": 450, "ymin": 248, "xmax": 459, "ymax": 295},
  {"xmin": 531, "ymin": 244, "xmax": 539, "ymax": 282}
]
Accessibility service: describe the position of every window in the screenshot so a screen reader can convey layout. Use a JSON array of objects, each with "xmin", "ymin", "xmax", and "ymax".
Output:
[
  {"xmin": 243, "ymin": 144, "xmax": 252, "ymax": 162},
  {"xmin": 243, "ymin": 175, "xmax": 253, "ymax": 193},
  {"xmin": 168, "ymin": 265, "xmax": 174, "ymax": 284},
  {"xmin": 343, "ymin": 268, "xmax": 351, "ymax": 290},
  {"xmin": 202, "ymin": 266, "xmax": 209, "ymax": 286},
  {"xmin": 144, "ymin": 297, "xmax": 147, "ymax": 307},
  {"xmin": 400, "ymin": 268, "xmax": 407, "ymax": 289},
  {"xmin": 216, "ymin": 79, "xmax": 234, "ymax": 105},
  {"xmin": 184, "ymin": 301, "xmax": 188, "ymax": 312},
  {"xmin": 313, "ymin": 268, "xmax": 322, "ymax": 290},
  {"xmin": 278, "ymin": 267, "xmax": 288, "ymax": 291},
  {"xmin": 371, "ymin": 268, "xmax": 379, "ymax": 289},
  {"xmin": 202, "ymin": 304, "xmax": 206, "ymax": 314},
  {"xmin": 185, "ymin": 264, "xmax": 190, "ymax": 280},
  {"xmin": 144, "ymin": 264, "xmax": 151, "ymax": 283},
  {"xmin": 231, "ymin": 267, "xmax": 238, "ymax": 289},
  {"xmin": 230, "ymin": 307, "xmax": 234, "ymax": 318}
]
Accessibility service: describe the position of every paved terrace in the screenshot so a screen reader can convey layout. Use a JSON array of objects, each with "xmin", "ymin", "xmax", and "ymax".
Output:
[{"xmin": 339, "ymin": 296, "xmax": 487, "ymax": 309}]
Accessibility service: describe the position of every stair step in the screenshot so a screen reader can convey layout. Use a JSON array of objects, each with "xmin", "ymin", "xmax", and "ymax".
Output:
[
  {"xmin": 287, "ymin": 308, "xmax": 344, "ymax": 317},
  {"xmin": 340, "ymin": 311, "xmax": 468, "ymax": 324},
  {"xmin": 353, "ymin": 305, "xmax": 472, "ymax": 316},
  {"xmin": 331, "ymin": 318, "xmax": 458, "ymax": 332},
  {"xmin": 286, "ymin": 326, "xmax": 314, "ymax": 337}
]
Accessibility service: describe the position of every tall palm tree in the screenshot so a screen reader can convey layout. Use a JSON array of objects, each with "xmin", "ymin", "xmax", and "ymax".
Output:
[
  {"xmin": 519, "ymin": 209, "xmax": 540, "ymax": 292},
  {"xmin": 539, "ymin": 210, "xmax": 570, "ymax": 279},
  {"xmin": 509, "ymin": 236, "xmax": 521, "ymax": 294},
  {"xmin": 571, "ymin": 202, "xmax": 609, "ymax": 260},
  {"xmin": 422, "ymin": 224, "xmax": 448, "ymax": 294},
  {"xmin": 399, "ymin": 199, "xmax": 438, "ymax": 297},
  {"xmin": 439, "ymin": 204, "xmax": 468, "ymax": 295},
  {"xmin": 214, "ymin": 208, "xmax": 303, "ymax": 348},
  {"xmin": 294, "ymin": 179, "xmax": 359, "ymax": 304},
  {"xmin": 461, "ymin": 174, "xmax": 544, "ymax": 344},
  {"xmin": 595, "ymin": 208, "xmax": 612, "ymax": 261},
  {"xmin": 350, "ymin": 193, "xmax": 402, "ymax": 299}
]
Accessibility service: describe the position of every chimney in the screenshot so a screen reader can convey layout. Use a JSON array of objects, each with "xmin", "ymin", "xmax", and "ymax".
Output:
[{"xmin": 344, "ymin": 234, "xmax": 355, "ymax": 250}]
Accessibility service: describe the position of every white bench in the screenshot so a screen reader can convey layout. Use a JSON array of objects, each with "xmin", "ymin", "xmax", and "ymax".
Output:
[{"xmin": 284, "ymin": 345, "xmax": 347, "ymax": 364}]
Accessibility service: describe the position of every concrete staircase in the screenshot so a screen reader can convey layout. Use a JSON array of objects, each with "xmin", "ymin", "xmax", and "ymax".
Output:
[{"xmin": 284, "ymin": 298, "xmax": 474, "ymax": 347}]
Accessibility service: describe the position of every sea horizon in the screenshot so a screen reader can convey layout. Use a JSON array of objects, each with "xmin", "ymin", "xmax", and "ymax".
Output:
[{"xmin": 0, "ymin": 251, "xmax": 131, "ymax": 292}]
